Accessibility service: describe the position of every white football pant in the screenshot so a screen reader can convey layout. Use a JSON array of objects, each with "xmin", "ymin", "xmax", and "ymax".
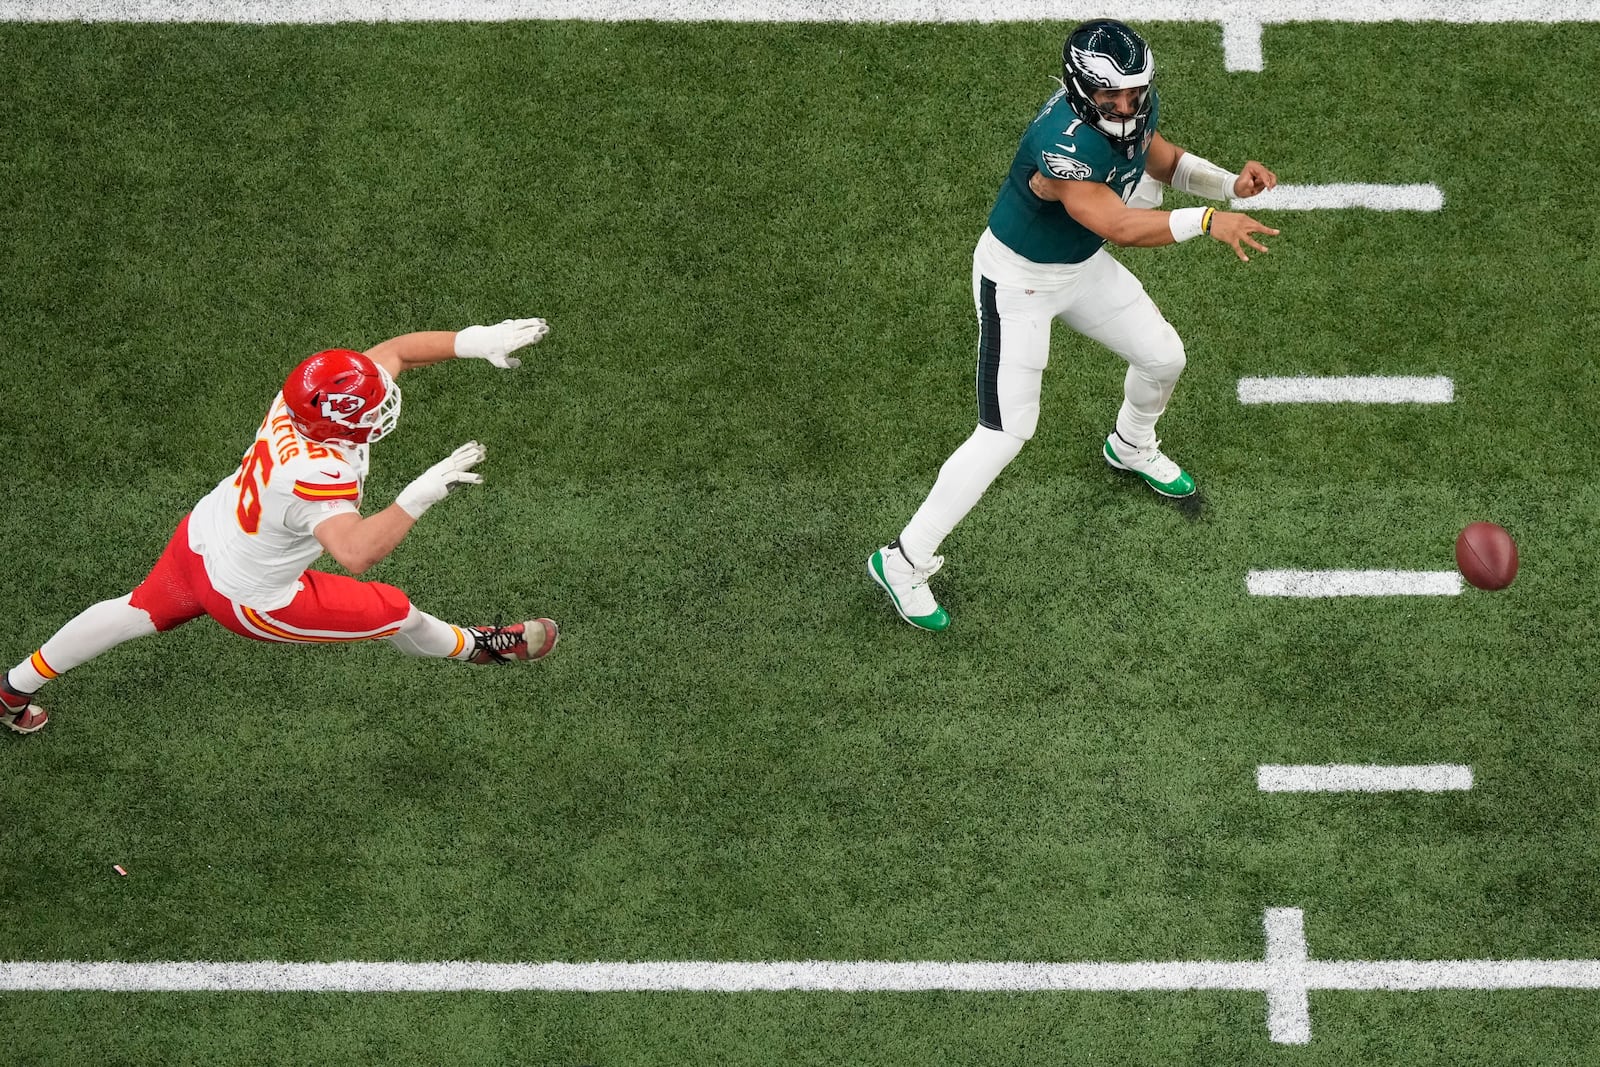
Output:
[{"xmin": 896, "ymin": 230, "xmax": 1186, "ymax": 565}]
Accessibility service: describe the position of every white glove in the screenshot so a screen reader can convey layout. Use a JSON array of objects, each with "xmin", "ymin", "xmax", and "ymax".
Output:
[
  {"xmin": 395, "ymin": 441, "xmax": 486, "ymax": 518},
  {"xmin": 453, "ymin": 317, "xmax": 550, "ymax": 369}
]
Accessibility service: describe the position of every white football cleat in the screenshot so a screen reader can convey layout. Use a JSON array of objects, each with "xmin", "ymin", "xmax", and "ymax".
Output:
[
  {"xmin": 867, "ymin": 542, "xmax": 950, "ymax": 632},
  {"xmin": 1103, "ymin": 431, "xmax": 1196, "ymax": 498}
]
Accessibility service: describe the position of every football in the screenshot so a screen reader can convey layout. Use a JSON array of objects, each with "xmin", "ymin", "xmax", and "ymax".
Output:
[{"xmin": 1455, "ymin": 522, "xmax": 1518, "ymax": 590}]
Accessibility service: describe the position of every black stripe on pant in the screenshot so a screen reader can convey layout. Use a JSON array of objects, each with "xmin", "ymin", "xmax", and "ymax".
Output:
[{"xmin": 976, "ymin": 276, "xmax": 1002, "ymax": 431}]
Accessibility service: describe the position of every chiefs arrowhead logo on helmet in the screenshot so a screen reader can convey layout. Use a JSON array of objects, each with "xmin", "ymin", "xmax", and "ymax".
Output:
[
  {"xmin": 321, "ymin": 392, "xmax": 368, "ymax": 419},
  {"xmin": 283, "ymin": 349, "xmax": 403, "ymax": 445}
]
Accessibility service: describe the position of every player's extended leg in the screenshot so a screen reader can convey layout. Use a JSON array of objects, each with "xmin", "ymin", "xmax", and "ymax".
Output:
[
  {"xmin": 2, "ymin": 594, "xmax": 161, "ymax": 734},
  {"xmin": 3, "ymin": 516, "xmax": 216, "ymax": 734},
  {"xmin": 1061, "ymin": 251, "xmax": 1193, "ymax": 498},
  {"xmin": 218, "ymin": 571, "xmax": 557, "ymax": 663},
  {"xmin": 387, "ymin": 608, "xmax": 558, "ymax": 664},
  {"xmin": 870, "ymin": 273, "xmax": 1049, "ymax": 631}
]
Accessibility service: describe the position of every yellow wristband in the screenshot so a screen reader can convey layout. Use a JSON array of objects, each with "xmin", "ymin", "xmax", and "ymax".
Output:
[{"xmin": 1201, "ymin": 207, "xmax": 1216, "ymax": 235}]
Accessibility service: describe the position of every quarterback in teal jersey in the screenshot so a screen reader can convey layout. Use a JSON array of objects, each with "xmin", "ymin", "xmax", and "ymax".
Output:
[
  {"xmin": 988, "ymin": 82, "xmax": 1162, "ymax": 266},
  {"xmin": 869, "ymin": 19, "xmax": 1278, "ymax": 631}
]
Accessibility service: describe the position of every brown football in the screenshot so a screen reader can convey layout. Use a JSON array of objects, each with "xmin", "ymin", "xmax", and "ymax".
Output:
[{"xmin": 1455, "ymin": 522, "xmax": 1518, "ymax": 591}]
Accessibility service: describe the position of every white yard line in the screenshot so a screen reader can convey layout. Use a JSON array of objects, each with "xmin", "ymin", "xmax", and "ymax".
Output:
[
  {"xmin": 1263, "ymin": 908, "xmax": 1311, "ymax": 1044},
  {"xmin": 1238, "ymin": 376, "xmax": 1454, "ymax": 404},
  {"xmin": 1247, "ymin": 570, "xmax": 1463, "ymax": 597},
  {"xmin": 5, "ymin": 0, "xmax": 1600, "ymax": 22},
  {"xmin": 1232, "ymin": 183, "xmax": 1444, "ymax": 211},
  {"xmin": 1258, "ymin": 764, "xmax": 1474, "ymax": 792},
  {"xmin": 7, "ymin": 909, "xmax": 1600, "ymax": 1046},
  {"xmin": 1221, "ymin": 21, "xmax": 1265, "ymax": 71}
]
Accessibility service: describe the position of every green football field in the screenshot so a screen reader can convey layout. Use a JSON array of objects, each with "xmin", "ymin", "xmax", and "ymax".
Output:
[{"xmin": 2, "ymin": 12, "xmax": 1599, "ymax": 1064}]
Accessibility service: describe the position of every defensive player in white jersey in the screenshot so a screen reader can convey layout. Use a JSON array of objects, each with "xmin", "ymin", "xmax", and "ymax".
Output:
[
  {"xmin": 2, "ymin": 318, "xmax": 556, "ymax": 735},
  {"xmin": 869, "ymin": 19, "xmax": 1279, "ymax": 631}
]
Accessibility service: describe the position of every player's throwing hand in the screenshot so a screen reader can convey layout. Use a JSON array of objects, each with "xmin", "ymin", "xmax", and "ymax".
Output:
[
  {"xmin": 1209, "ymin": 211, "xmax": 1279, "ymax": 262},
  {"xmin": 454, "ymin": 318, "xmax": 550, "ymax": 369}
]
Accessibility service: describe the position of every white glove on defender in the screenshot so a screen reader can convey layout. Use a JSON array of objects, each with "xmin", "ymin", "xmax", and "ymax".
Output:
[
  {"xmin": 454, "ymin": 317, "xmax": 550, "ymax": 369},
  {"xmin": 396, "ymin": 441, "xmax": 486, "ymax": 518}
]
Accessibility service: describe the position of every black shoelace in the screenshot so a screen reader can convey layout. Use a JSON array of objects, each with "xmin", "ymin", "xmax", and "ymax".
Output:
[{"xmin": 472, "ymin": 623, "xmax": 524, "ymax": 664}]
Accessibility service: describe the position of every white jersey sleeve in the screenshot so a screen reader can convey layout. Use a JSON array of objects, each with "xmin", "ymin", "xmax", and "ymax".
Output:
[{"xmin": 187, "ymin": 394, "xmax": 365, "ymax": 611}]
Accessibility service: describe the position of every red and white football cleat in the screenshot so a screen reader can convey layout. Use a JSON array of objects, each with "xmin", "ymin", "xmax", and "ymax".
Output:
[
  {"xmin": 466, "ymin": 619, "xmax": 559, "ymax": 664},
  {"xmin": 1, "ymin": 680, "xmax": 48, "ymax": 735}
]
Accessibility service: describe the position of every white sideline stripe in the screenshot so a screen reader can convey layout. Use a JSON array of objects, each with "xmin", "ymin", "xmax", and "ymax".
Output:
[
  {"xmin": 6, "ymin": 1, "xmax": 1600, "ymax": 22},
  {"xmin": 1264, "ymin": 908, "xmax": 1311, "ymax": 1045},
  {"xmin": 0, "ymin": 960, "xmax": 1270, "ymax": 993},
  {"xmin": 1247, "ymin": 570, "xmax": 1462, "ymax": 597},
  {"xmin": 1232, "ymin": 183, "xmax": 1444, "ymax": 212},
  {"xmin": 1258, "ymin": 764, "xmax": 1474, "ymax": 793},
  {"xmin": 8, "ymin": 959, "xmax": 1600, "ymax": 995},
  {"xmin": 9, "ymin": 959, "xmax": 1600, "ymax": 996},
  {"xmin": 11, "ymin": 904, "xmax": 1600, "ymax": 1051},
  {"xmin": 1238, "ymin": 375, "xmax": 1453, "ymax": 405},
  {"xmin": 1222, "ymin": 20, "xmax": 1264, "ymax": 72},
  {"xmin": 1312, "ymin": 962, "xmax": 1600, "ymax": 990}
]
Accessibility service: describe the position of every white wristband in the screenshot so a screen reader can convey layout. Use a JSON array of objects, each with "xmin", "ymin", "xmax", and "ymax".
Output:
[
  {"xmin": 1170, "ymin": 152, "xmax": 1238, "ymax": 201},
  {"xmin": 1168, "ymin": 207, "xmax": 1208, "ymax": 242}
]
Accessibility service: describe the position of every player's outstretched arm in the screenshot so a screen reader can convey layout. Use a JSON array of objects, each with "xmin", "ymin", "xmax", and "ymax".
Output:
[
  {"xmin": 1040, "ymin": 174, "xmax": 1279, "ymax": 259},
  {"xmin": 313, "ymin": 442, "xmax": 487, "ymax": 574},
  {"xmin": 1148, "ymin": 135, "xmax": 1279, "ymax": 202},
  {"xmin": 1047, "ymin": 177, "xmax": 1181, "ymax": 248},
  {"xmin": 364, "ymin": 318, "xmax": 550, "ymax": 377},
  {"xmin": 314, "ymin": 507, "xmax": 417, "ymax": 576}
]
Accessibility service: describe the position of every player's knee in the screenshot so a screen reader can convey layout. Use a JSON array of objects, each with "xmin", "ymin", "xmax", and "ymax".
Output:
[
  {"xmin": 990, "ymin": 410, "xmax": 1037, "ymax": 443},
  {"xmin": 1147, "ymin": 328, "xmax": 1187, "ymax": 383}
]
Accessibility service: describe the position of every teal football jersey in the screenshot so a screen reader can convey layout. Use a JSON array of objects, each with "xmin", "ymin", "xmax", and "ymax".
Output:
[{"xmin": 986, "ymin": 87, "xmax": 1160, "ymax": 265}]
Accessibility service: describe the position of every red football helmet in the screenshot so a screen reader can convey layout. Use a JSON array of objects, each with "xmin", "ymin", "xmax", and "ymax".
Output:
[{"xmin": 282, "ymin": 349, "xmax": 402, "ymax": 444}]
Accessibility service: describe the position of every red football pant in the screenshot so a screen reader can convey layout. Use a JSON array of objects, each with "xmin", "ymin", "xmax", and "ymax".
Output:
[{"xmin": 130, "ymin": 515, "xmax": 412, "ymax": 643}]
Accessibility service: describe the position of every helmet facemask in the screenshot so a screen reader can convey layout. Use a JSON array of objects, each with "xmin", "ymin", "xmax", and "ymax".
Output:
[{"xmin": 360, "ymin": 363, "xmax": 402, "ymax": 443}]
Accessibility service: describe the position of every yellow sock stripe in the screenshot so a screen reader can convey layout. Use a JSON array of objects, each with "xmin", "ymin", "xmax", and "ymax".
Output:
[
  {"xmin": 449, "ymin": 626, "xmax": 467, "ymax": 659},
  {"xmin": 30, "ymin": 650, "xmax": 58, "ymax": 679}
]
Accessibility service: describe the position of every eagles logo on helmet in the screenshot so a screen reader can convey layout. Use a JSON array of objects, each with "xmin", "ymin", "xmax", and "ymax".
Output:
[
  {"xmin": 283, "ymin": 349, "xmax": 403, "ymax": 444},
  {"xmin": 1061, "ymin": 19, "xmax": 1157, "ymax": 155}
]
